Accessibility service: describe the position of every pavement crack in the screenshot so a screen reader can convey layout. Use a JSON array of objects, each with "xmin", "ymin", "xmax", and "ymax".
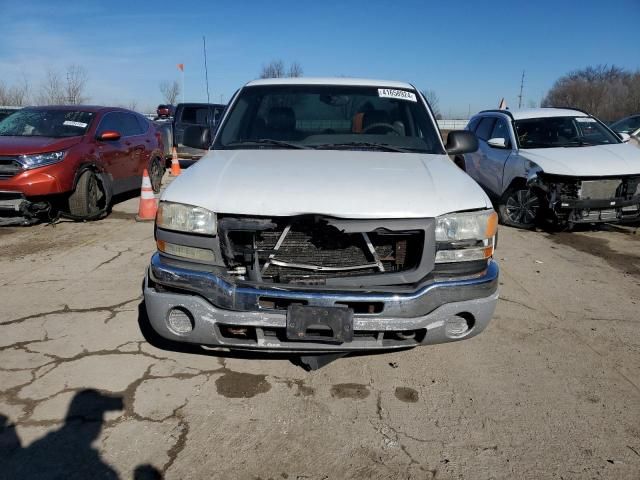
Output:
[
  {"xmin": 92, "ymin": 248, "xmax": 131, "ymax": 272},
  {"xmin": 2, "ymin": 297, "xmax": 141, "ymax": 326},
  {"xmin": 161, "ymin": 414, "xmax": 190, "ymax": 475}
]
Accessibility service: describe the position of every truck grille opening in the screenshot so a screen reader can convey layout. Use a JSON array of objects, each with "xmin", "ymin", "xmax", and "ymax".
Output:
[
  {"xmin": 219, "ymin": 215, "xmax": 424, "ymax": 285},
  {"xmin": 0, "ymin": 157, "xmax": 23, "ymax": 179}
]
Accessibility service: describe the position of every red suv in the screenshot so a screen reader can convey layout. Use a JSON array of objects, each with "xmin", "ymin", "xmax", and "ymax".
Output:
[{"xmin": 0, "ymin": 106, "xmax": 165, "ymax": 224}]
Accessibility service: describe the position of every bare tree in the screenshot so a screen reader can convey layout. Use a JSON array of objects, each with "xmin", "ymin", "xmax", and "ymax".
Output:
[
  {"xmin": 288, "ymin": 61, "xmax": 303, "ymax": 78},
  {"xmin": 542, "ymin": 65, "xmax": 640, "ymax": 121},
  {"xmin": 260, "ymin": 60, "xmax": 286, "ymax": 79},
  {"xmin": 421, "ymin": 90, "xmax": 442, "ymax": 119},
  {"xmin": 37, "ymin": 69, "xmax": 65, "ymax": 105},
  {"xmin": 64, "ymin": 65, "xmax": 88, "ymax": 104},
  {"xmin": 260, "ymin": 60, "xmax": 303, "ymax": 79},
  {"xmin": 0, "ymin": 76, "xmax": 30, "ymax": 106},
  {"xmin": 159, "ymin": 80, "xmax": 180, "ymax": 104},
  {"xmin": 36, "ymin": 65, "xmax": 88, "ymax": 105}
]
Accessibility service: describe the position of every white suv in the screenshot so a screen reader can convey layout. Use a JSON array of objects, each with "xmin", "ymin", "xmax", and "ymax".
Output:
[
  {"xmin": 143, "ymin": 77, "xmax": 499, "ymax": 356},
  {"xmin": 457, "ymin": 108, "xmax": 640, "ymax": 228}
]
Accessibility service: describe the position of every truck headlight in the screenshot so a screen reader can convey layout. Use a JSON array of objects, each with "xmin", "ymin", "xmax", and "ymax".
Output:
[
  {"xmin": 18, "ymin": 150, "xmax": 66, "ymax": 169},
  {"xmin": 156, "ymin": 201, "xmax": 217, "ymax": 235},
  {"xmin": 435, "ymin": 210, "xmax": 498, "ymax": 263}
]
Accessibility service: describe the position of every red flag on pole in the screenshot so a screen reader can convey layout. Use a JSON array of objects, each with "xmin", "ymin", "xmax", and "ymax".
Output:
[{"xmin": 177, "ymin": 63, "xmax": 184, "ymax": 72}]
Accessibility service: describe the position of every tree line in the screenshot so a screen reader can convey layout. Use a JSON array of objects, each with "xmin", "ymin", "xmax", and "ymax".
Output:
[
  {"xmin": 4, "ymin": 62, "xmax": 638, "ymax": 122},
  {"xmin": 0, "ymin": 65, "xmax": 89, "ymax": 106},
  {"xmin": 542, "ymin": 65, "xmax": 640, "ymax": 122}
]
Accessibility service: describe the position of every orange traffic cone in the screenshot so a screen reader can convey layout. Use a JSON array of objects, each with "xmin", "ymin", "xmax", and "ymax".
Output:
[
  {"xmin": 135, "ymin": 169, "xmax": 158, "ymax": 222},
  {"xmin": 170, "ymin": 147, "xmax": 181, "ymax": 176}
]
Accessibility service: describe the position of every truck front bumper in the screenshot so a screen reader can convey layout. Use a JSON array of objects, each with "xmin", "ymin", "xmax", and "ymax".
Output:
[{"xmin": 143, "ymin": 252, "xmax": 499, "ymax": 352}]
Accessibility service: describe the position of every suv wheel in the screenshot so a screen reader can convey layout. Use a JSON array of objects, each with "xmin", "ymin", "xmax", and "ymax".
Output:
[
  {"xmin": 149, "ymin": 157, "xmax": 164, "ymax": 193},
  {"xmin": 68, "ymin": 171, "xmax": 105, "ymax": 219},
  {"xmin": 498, "ymin": 187, "xmax": 541, "ymax": 229}
]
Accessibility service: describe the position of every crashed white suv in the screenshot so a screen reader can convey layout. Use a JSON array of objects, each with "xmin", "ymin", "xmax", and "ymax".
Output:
[
  {"xmin": 144, "ymin": 78, "xmax": 499, "ymax": 355},
  {"xmin": 459, "ymin": 108, "xmax": 640, "ymax": 228}
]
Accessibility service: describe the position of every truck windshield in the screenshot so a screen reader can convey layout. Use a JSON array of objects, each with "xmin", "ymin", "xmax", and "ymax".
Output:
[
  {"xmin": 514, "ymin": 116, "xmax": 620, "ymax": 148},
  {"xmin": 0, "ymin": 109, "xmax": 94, "ymax": 138},
  {"xmin": 214, "ymin": 85, "xmax": 444, "ymax": 154}
]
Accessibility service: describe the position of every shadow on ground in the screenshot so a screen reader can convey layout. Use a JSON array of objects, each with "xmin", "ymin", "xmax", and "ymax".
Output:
[{"xmin": 0, "ymin": 390, "xmax": 161, "ymax": 480}]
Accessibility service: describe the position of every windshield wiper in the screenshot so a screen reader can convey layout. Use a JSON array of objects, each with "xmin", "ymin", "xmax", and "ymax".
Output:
[
  {"xmin": 311, "ymin": 142, "xmax": 414, "ymax": 153},
  {"xmin": 224, "ymin": 139, "xmax": 310, "ymax": 149}
]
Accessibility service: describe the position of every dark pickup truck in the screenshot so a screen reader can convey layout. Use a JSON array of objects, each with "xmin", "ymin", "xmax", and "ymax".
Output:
[{"xmin": 155, "ymin": 103, "xmax": 226, "ymax": 163}]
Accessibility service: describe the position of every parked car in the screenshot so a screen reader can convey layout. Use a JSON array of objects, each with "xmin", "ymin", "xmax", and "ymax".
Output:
[
  {"xmin": 456, "ymin": 108, "xmax": 640, "ymax": 228},
  {"xmin": 0, "ymin": 106, "xmax": 165, "ymax": 224},
  {"xmin": 154, "ymin": 104, "xmax": 175, "ymax": 121},
  {"xmin": 172, "ymin": 102, "xmax": 225, "ymax": 159},
  {"xmin": 610, "ymin": 114, "xmax": 640, "ymax": 148},
  {"xmin": 144, "ymin": 77, "xmax": 499, "ymax": 358},
  {"xmin": 0, "ymin": 106, "xmax": 21, "ymax": 122}
]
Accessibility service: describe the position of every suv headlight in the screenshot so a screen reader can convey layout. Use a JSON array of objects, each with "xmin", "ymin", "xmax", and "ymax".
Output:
[
  {"xmin": 435, "ymin": 209, "xmax": 498, "ymax": 263},
  {"xmin": 18, "ymin": 150, "xmax": 66, "ymax": 169},
  {"xmin": 156, "ymin": 201, "xmax": 217, "ymax": 235}
]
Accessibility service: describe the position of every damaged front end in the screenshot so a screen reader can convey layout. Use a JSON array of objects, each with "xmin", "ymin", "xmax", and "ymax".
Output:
[
  {"xmin": 528, "ymin": 173, "xmax": 640, "ymax": 224},
  {"xmin": 146, "ymin": 211, "xmax": 499, "ymax": 353},
  {"xmin": 0, "ymin": 191, "xmax": 50, "ymax": 226},
  {"xmin": 216, "ymin": 215, "xmax": 434, "ymax": 288}
]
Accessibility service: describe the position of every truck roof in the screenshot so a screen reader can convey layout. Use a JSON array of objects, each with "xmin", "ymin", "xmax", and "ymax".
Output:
[{"xmin": 245, "ymin": 77, "xmax": 415, "ymax": 89}]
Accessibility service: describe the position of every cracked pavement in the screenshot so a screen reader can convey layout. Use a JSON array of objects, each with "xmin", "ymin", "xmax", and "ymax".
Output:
[{"xmin": 1, "ymin": 186, "xmax": 639, "ymax": 479}]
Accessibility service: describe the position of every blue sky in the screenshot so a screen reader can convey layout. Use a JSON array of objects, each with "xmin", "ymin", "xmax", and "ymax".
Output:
[{"xmin": 1, "ymin": 0, "xmax": 638, "ymax": 117}]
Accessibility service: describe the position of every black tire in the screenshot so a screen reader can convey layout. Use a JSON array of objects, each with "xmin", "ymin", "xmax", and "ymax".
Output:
[
  {"xmin": 497, "ymin": 187, "xmax": 542, "ymax": 229},
  {"xmin": 68, "ymin": 170, "xmax": 104, "ymax": 219},
  {"xmin": 149, "ymin": 157, "xmax": 164, "ymax": 193}
]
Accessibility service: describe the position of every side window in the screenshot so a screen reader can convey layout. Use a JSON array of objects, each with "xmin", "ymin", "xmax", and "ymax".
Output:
[
  {"xmin": 180, "ymin": 107, "xmax": 209, "ymax": 125},
  {"xmin": 466, "ymin": 117, "xmax": 481, "ymax": 132},
  {"xmin": 475, "ymin": 117, "xmax": 496, "ymax": 141},
  {"xmin": 136, "ymin": 114, "xmax": 149, "ymax": 133},
  {"xmin": 490, "ymin": 119, "xmax": 511, "ymax": 144},
  {"xmin": 213, "ymin": 107, "xmax": 223, "ymax": 125},
  {"xmin": 120, "ymin": 113, "xmax": 144, "ymax": 136},
  {"xmin": 97, "ymin": 113, "xmax": 122, "ymax": 135}
]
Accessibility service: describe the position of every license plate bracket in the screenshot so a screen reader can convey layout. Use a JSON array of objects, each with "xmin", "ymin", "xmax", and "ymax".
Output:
[{"xmin": 286, "ymin": 305, "xmax": 354, "ymax": 343}]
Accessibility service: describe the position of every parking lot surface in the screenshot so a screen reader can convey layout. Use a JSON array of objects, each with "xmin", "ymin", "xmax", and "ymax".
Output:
[{"xmin": 1, "ymin": 180, "xmax": 639, "ymax": 479}]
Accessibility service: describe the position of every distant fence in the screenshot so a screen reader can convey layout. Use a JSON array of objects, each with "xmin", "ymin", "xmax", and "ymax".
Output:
[{"xmin": 437, "ymin": 119, "xmax": 469, "ymax": 130}]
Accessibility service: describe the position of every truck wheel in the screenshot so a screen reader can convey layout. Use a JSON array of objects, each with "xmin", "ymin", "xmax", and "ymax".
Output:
[
  {"xmin": 149, "ymin": 157, "xmax": 164, "ymax": 193},
  {"xmin": 497, "ymin": 187, "xmax": 541, "ymax": 229},
  {"xmin": 68, "ymin": 171, "xmax": 104, "ymax": 219}
]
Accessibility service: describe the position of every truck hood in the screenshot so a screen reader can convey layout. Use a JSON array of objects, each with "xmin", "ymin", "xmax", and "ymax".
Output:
[
  {"xmin": 0, "ymin": 136, "xmax": 84, "ymax": 155},
  {"xmin": 521, "ymin": 143, "xmax": 640, "ymax": 177},
  {"xmin": 161, "ymin": 149, "xmax": 491, "ymax": 218}
]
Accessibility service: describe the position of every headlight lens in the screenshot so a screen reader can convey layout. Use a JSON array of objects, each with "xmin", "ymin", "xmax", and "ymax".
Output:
[
  {"xmin": 435, "ymin": 210, "xmax": 498, "ymax": 263},
  {"xmin": 156, "ymin": 202, "xmax": 217, "ymax": 235},
  {"xmin": 18, "ymin": 150, "xmax": 66, "ymax": 169}
]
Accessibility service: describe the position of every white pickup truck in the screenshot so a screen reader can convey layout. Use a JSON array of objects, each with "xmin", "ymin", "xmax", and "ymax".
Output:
[{"xmin": 144, "ymin": 77, "xmax": 499, "ymax": 356}]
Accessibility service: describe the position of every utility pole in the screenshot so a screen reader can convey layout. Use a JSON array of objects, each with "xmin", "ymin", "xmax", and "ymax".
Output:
[
  {"xmin": 517, "ymin": 70, "xmax": 525, "ymax": 109},
  {"xmin": 203, "ymin": 36, "xmax": 211, "ymax": 104}
]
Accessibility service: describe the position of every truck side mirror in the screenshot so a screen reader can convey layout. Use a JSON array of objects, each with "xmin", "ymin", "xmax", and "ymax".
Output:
[
  {"xmin": 446, "ymin": 130, "xmax": 478, "ymax": 155},
  {"xmin": 183, "ymin": 126, "xmax": 211, "ymax": 150}
]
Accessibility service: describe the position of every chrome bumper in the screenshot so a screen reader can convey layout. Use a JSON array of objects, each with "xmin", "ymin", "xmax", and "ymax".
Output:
[
  {"xmin": 144, "ymin": 253, "xmax": 499, "ymax": 352},
  {"xmin": 147, "ymin": 252, "xmax": 498, "ymax": 318}
]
